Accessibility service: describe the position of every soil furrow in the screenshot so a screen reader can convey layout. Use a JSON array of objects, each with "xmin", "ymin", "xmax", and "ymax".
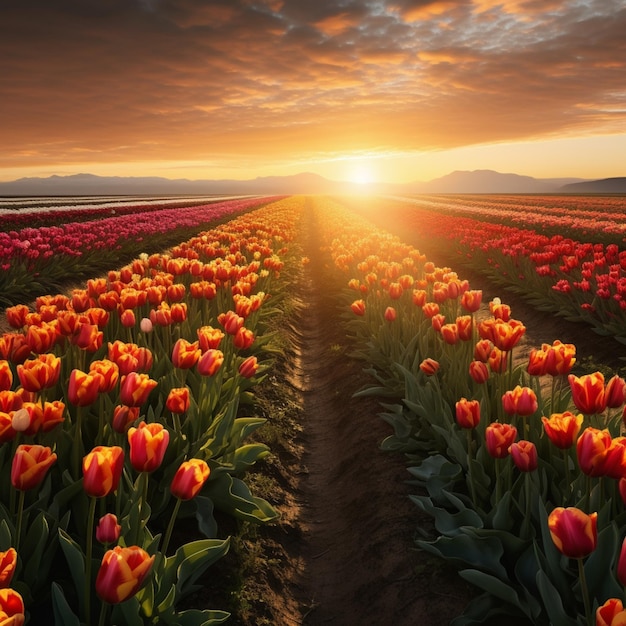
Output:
[{"xmin": 289, "ymin": 205, "xmax": 475, "ymax": 625}]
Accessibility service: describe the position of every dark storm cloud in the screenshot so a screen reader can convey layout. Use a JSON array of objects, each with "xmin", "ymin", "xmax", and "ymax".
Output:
[{"xmin": 0, "ymin": 0, "xmax": 624, "ymax": 168}]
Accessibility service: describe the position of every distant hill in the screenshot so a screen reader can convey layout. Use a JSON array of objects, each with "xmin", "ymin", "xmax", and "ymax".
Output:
[
  {"xmin": 393, "ymin": 169, "xmax": 586, "ymax": 194},
  {"xmin": 0, "ymin": 169, "xmax": 621, "ymax": 196},
  {"xmin": 559, "ymin": 177, "xmax": 626, "ymax": 193}
]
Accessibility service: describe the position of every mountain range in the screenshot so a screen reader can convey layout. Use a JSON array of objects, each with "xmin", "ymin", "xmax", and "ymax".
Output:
[{"xmin": 1, "ymin": 170, "xmax": 625, "ymax": 196}]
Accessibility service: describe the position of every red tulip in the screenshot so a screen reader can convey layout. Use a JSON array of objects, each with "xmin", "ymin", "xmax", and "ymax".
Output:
[
  {"xmin": 485, "ymin": 422, "xmax": 517, "ymax": 459},
  {"xmin": 455, "ymin": 398, "xmax": 481, "ymax": 429},
  {"xmin": 509, "ymin": 440, "xmax": 538, "ymax": 472},
  {"xmin": 548, "ymin": 506, "xmax": 597, "ymax": 559},
  {"xmin": 111, "ymin": 404, "xmax": 140, "ymax": 434},
  {"xmin": 238, "ymin": 356, "xmax": 258, "ymax": 379},
  {"xmin": 469, "ymin": 360, "xmax": 489, "ymax": 384},
  {"xmin": 96, "ymin": 513, "xmax": 121, "ymax": 544},
  {"xmin": 120, "ymin": 372, "xmax": 158, "ymax": 407},
  {"xmin": 170, "ymin": 458, "xmax": 211, "ymax": 500},
  {"xmin": 197, "ymin": 326, "xmax": 224, "ymax": 351},
  {"xmin": 127, "ymin": 422, "xmax": 169, "ymax": 473},
  {"xmin": 502, "ymin": 385, "xmax": 537, "ymax": 417},
  {"xmin": 68, "ymin": 369, "xmax": 101, "ymax": 407},
  {"xmin": 577, "ymin": 427, "xmax": 611, "ymax": 477},
  {"xmin": 197, "ymin": 349, "xmax": 224, "ymax": 377},
  {"xmin": 95, "ymin": 545, "xmax": 154, "ymax": 604},
  {"xmin": 569, "ymin": 372, "xmax": 607, "ymax": 415}
]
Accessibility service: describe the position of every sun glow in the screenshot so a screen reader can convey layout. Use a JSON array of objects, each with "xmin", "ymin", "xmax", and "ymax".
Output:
[{"xmin": 345, "ymin": 161, "xmax": 378, "ymax": 185}]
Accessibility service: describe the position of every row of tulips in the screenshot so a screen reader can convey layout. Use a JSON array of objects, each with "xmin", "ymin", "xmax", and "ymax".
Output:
[
  {"xmin": 345, "ymin": 195, "xmax": 626, "ymax": 345},
  {"xmin": 311, "ymin": 195, "xmax": 626, "ymax": 625},
  {"xmin": 0, "ymin": 196, "xmax": 305, "ymax": 624},
  {"xmin": 0, "ymin": 196, "xmax": 278, "ymax": 307},
  {"xmin": 0, "ymin": 196, "xmax": 244, "ymax": 231}
]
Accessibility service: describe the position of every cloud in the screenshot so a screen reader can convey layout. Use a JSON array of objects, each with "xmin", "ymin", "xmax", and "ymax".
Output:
[{"xmin": 0, "ymin": 0, "xmax": 624, "ymax": 170}]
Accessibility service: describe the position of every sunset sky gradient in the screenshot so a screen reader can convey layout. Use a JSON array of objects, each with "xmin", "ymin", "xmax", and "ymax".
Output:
[{"xmin": 1, "ymin": 0, "xmax": 625, "ymax": 184}]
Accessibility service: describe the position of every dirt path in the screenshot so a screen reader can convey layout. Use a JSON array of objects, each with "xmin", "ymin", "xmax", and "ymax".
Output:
[{"xmin": 282, "ymin": 205, "xmax": 476, "ymax": 625}]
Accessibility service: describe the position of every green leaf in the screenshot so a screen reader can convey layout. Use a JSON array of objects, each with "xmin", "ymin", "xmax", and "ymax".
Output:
[
  {"xmin": 172, "ymin": 609, "xmax": 231, "ymax": 625},
  {"xmin": 459, "ymin": 569, "xmax": 525, "ymax": 612},
  {"xmin": 535, "ymin": 568, "xmax": 579, "ymax": 626},
  {"xmin": 195, "ymin": 496, "xmax": 218, "ymax": 539},
  {"xmin": 58, "ymin": 529, "xmax": 86, "ymax": 618},
  {"xmin": 51, "ymin": 582, "xmax": 81, "ymax": 626},
  {"xmin": 173, "ymin": 538, "xmax": 230, "ymax": 598}
]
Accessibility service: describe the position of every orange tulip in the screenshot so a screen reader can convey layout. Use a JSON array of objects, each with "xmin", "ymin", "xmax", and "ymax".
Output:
[
  {"xmin": 548, "ymin": 506, "xmax": 597, "ymax": 559},
  {"xmin": 456, "ymin": 315, "xmax": 473, "ymax": 341},
  {"xmin": 419, "ymin": 358, "xmax": 439, "ymax": 376},
  {"xmin": 0, "ymin": 548, "xmax": 17, "ymax": 588},
  {"xmin": 197, "ymin": 326, "xmax": 225, "ymax": 351},
  {"xmin": 460, "ymin": 289, "xmax": 482, "ymax": 313},
  {"xmin": 502, "ymin": 385, "xmax": 537, "ymax": 417},
  {"xmin": 488, "ymin": 347, "xmax": 507, "ymax": 374},
  {"xmin": 82, "ymin": 446, "xmax": 124, "ymax": 498},
  {"xmin": 440, "ymin": 323, "xmax": 459, "ymax": 345},
  {"xmin": 197, "ymin": 349, "xmax": 224, "ymax": 377},
  {"xmin": 95, "ymin": 545, "xmax": 154, "ymax": 604},
  {"xmin": 509, "ymin": 440, "xmax": 538, "ymax": 472},
  {"xmin": 527, "ymin": 345, "xmax": 548, "ymax": 377},
  {"xmin": 25, "ymin": 323, "xmax": 57, "ymax": 354},
  {"xmin": 455, "ymin": 398, "xmax": 481, "ymax": 429},
  {"xmin": 491, "ymin": 319, "xmax": 526, "ymax": 352},
  {"xmin": 569, "ymin": 372, "xmax": 607, "ymax": 415},
  {"xmin": 89, "ymin": 360, "xmax": 120, "ymax": 393},
  {"xmin": 68, "ymin": 369, "xmax": 101, "ymax": 407},
  {"xmin": 485, "ymin": 422, "xmax": 517, "ymax": 459},
  {"xmin": 119, "ymin": 372, "xmax": 158, "ymax": 407},
  {"xmin": 165, "ymin": 387, "xmax": 190, "ymax": 415},
  {"xmin": 577, "ymin": 427, "xmax": 611, "ymax": 477},
  {"xmin": 16, "ymin": 354, "xmax": 61, "ymax": 392},
  {"xmin": 127, "ymin": 422, "xmax": 169, "ymax": 473},
  {"xmin": 170, "ymin": 458, "xmax": 211, "ymax": 500},
  {"xmin": 541, "ymin": 411, "xmax": 583, "ymax": 449},
  {"xmin": 431, "ymin": 314, "xmax": 445, "ymax": 332},
  {"xmin": 597, "ymin": 598, "xmax": 626, "ymax": 626},
  {"xmin": 41, "ymin": 400, "xmax": 66, "ymax": 433},
  {"xmin": 171, "ymin": 338, "xmax": 201, "ymax": 369},
  {"xmin": 0, "ymin": 587, "xmax": 25, "ymax": 625},
  {"xmin": 11, "ymin": 444, "xmax": 57, "ymax": 491}
]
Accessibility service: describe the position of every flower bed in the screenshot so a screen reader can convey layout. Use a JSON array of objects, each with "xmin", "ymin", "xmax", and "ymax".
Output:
[{"xmin": 0, "ymin": 196, "xmax": 305, "ymax": 625}]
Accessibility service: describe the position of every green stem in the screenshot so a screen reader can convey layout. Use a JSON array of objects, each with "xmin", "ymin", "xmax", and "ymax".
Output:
[
  {"xmin": 161, "ymin": 498, "xmax": 183, "ymax": 556},
  {"xmin": 563, "ymin": 448, "xmax": 571, "ymax": 506},
  {"xmin": 74, "ymin": 405, "xmax": 84, "ymax": 480},
  {"xmin": 85, "ymin": 496, "xmax": 97, "ymax": 625},
  {"xmin": 14, "ymin": 489, "xmax": 26, "ymax": 548},
  {"xmin": 97, "ymin": 602, "xmax": 109, "ymax": 626},
  {"xmin": 466, "ymin": 429, "xmax": 478, "ymax": 507},
  {"xmin": 577, "ymin": 557, "xmax": 592, "ymax": 626}
]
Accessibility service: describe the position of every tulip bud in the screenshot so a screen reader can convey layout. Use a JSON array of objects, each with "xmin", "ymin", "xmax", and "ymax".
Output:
[
  {"xmin": 96, "ymin": 513, "xmax": 122, "ymax": 545},
  {"xmin": 419, "ymin": 358, "xmax": 439, "ymax": 376},
  {"xmin": 0, "ymin": 588, "xmax": 24, "ymax": 624}
]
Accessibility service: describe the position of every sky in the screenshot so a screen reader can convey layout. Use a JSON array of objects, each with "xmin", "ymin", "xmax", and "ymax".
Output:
[{"xmin": 1, "ymin": 0, "xmax": 625, "ymax": 185}]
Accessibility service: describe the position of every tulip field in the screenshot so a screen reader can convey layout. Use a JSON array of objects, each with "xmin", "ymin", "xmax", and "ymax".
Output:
[{"xmin": 0, "ymin": 192, "xmax": 625, "ymax": 625}]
